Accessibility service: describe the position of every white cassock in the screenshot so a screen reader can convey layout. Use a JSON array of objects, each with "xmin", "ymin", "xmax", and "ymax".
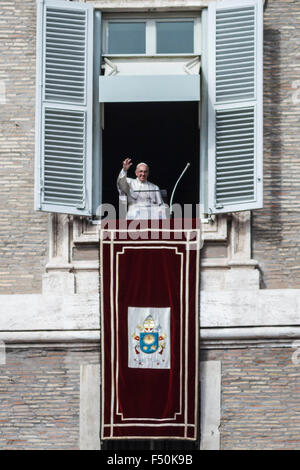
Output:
[{"xmin": 117, "ymin": 169, "xmax": 166, "ymax": 220}]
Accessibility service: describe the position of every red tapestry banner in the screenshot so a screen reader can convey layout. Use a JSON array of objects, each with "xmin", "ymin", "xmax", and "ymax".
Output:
[{"xmin": 100, "ymin": 220, "xmax": 201, "ymax": 440}]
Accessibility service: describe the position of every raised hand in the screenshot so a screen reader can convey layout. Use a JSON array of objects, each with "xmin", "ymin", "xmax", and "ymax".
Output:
[{"xmin": 122, "ymin": 158, "xmax": 133, "ymax": 172}]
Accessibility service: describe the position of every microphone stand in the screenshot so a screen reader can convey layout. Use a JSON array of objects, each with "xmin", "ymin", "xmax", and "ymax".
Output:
[{"xmin": 169, "ymin": 163, "xmax": 191, "ymax": 218}]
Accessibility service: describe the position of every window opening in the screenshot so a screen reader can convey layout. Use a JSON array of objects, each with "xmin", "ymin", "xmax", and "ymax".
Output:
[{"xmin": 102, "ymin": 101, "xmax": 200, "ymax": 219}]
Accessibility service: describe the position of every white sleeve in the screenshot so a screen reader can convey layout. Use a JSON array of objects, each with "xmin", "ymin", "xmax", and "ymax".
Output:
[
  {"xmin": 117, "ymin": 169, "xmax": 130, "ymax": 195},
  {"xmin": 155, "ymin": 186, "xmax": 164, "ymax": 206},
  {"xmin": 155, "ymin": 186, "xmax": 166, "ymax": 219}
]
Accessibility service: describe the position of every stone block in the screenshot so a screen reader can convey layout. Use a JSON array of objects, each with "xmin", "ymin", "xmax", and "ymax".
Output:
[{"xmin": 42, "ymin": 273, "xmax": 75, "ymax": 295}]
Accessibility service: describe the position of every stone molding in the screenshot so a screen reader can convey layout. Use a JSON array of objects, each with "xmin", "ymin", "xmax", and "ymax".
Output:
[
  {"xmin": 91, "ymin": 0, "xmax": 209, "ymax": 10},
  {"xmin": 200, "ymin": 361, "xmax": 221, "ymax": 450},
  {"xmin": 80, "ymin": 365, "xmax": 101, "ymax": 450},
  {"xmin": 1, "ymin": 289, "xmax": 300, "ymax": 344},
  {"xmin": 45, "ymin": 212, "xmax": 259, "ymax": 293}
]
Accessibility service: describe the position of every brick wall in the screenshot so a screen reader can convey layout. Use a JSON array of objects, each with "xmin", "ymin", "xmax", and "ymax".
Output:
[
  {"xmin": 252, "ymin": 0, "xmax": 300, "ymax": 288},
  {"xmin": 202, "ymin": 347, "xmax": 300, "ymax": 450},
  {"xmin": 0, "ymin": 345, "xmax": 298, "ymax": 450},
  {"xmin": 0, "ymin": 346, "xmax": 99, "ymax": 450},
  {"xmin": 1, "ymin": 0, "xmax": 300, "ymax": 294},
  {"xmin": 0, "ymin": 0, "xmax": 48, "ymax": 294}
]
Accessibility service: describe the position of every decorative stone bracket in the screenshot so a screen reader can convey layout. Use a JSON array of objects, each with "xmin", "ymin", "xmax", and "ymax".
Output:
[
  {"xmin": 43, "ymin": 214, "xmax": 100, "ymax": 295},
  {"xmin": 43, "ymin": 212, "xmax": 260, "ymax": 295},
  {"xmin": 201, "ymin": 211, "xmax": 259, "ymax": 290}
]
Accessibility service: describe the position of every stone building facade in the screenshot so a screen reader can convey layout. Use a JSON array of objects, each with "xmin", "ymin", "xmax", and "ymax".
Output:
[{"xmin": 0, "ymin": 0, "xmax": 300, "ymax": 450}]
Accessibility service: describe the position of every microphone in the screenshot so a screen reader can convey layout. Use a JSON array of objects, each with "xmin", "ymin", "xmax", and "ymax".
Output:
[{"xmin": 170, "ymin": 163, "xmax": 191, "ymax": 216}]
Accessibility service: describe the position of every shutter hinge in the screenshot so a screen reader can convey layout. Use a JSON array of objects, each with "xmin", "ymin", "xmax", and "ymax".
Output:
[{"xmin": 40, "ymin": 181, "xmax": 44, "ymax": 207}]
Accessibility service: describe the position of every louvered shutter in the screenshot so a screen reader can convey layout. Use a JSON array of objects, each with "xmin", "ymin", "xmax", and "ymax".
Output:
[
  {"xmin": 35, "ymin": 0, "xmax": 94, "ymax": 215},
  {"xmin": 207, "ymin": 0, "xmax": 263, "ymax": 214}
]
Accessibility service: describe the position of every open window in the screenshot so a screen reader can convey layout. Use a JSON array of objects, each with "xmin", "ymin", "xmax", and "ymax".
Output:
[
  {"xmin": 101, "ymin": 14, "xmax": 201, "ymax": 77},
  {"xmin": 102, "ymin": 101, "xmax": 200, "ymax": 218},
  {"xmin": 103, "ymin": 16, "xmax": 201, "ymax": 55},
  {"xmin": 99, "ymin": 12, "xmax": 201, "ymax": 104},
  {"xmin": 35, "ymin": 0, "xmax": 263, "ymax": 217}
]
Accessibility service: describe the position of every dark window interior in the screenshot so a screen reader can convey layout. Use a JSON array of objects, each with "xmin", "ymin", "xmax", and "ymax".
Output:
[
  {"xmin": 102, "ymin": 101, "xmax": 200, "ymax": 218},
  {"xmin": 102, "ymin": 439, "xmax": 199, "ymax": 451}
]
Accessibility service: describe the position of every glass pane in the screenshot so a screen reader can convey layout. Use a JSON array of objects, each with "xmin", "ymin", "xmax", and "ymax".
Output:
[
  {"xmin": 107, "ymin": 22, "xmax": 146, "ymax": 54},
  {"xmin": 156, "ymin": 21, "xmax": 194, "ymax": 54}
]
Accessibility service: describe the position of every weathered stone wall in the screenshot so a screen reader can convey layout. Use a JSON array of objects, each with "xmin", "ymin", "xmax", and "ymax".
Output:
[
  {"xmin": 0, "ymin": 0, "xmax": 48, "ymax": 294},
  {"xmin": 252, "ymin": 0, "xmax": 300, "ymax": 288},
  {"xmin": 0, "ymin": 345, "xmax": 298, "ymax": 450},
  {"xmin": 202, "ymin": 347, "xmax": 300, "ymax": 450},
  {"xmin": 0, "ymin": 345, "xmax": 99, "ymax": 450}
]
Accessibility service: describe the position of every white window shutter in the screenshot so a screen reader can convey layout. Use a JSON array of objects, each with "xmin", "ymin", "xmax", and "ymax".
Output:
[
  {"xmin": 207, "ymin": 0, "xmax": 263, "ymax": 214},
  {"xmin": 35, "ymin": 0, "xmax": 94, "ymax": 215}
]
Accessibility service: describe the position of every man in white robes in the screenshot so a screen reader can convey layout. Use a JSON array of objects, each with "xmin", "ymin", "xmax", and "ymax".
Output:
[{"xmin": 117, "ymin": 158, "xmax": 166, "ymax": 220}]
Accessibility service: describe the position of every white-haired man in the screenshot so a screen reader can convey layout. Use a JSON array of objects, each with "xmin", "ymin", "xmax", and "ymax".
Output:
[{"xmin": 117, "ymin": 158, "xmax": 166, "ymax": 220}]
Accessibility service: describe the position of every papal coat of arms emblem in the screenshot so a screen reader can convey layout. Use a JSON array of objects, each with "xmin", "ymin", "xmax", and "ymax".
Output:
[
  {"xmin": 128, "ymin": 307, "xmax": 170, "ymax": 369},
  {"xmin": 132, "ymin": 315, "xmax": 167, "ymax": 356}
]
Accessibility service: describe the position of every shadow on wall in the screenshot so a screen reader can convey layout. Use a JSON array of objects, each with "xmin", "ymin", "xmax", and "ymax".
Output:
[
  {"xmin": 252, "ymin": 27, "xmax": 282, "ymax": 288},
  {"xmin": 264, "ymin": 28, "xmax": 282, "ymax": 230}
]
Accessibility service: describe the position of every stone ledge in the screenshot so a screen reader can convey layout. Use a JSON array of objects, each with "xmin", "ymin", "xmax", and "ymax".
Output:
[
  {"xmin": 1, "ymin": 288, "xmax": 300, "ymax": 328},
  {"xmin": 200, "ymin": 289, "xmax": 300, "ymax": 327},
  {"xmin": 0, "ymin": 331, "xmax": 100, "ymax": 343},
  {"xmin": 0, "ymin": 293, "xmax": 100, "ymax": 331}
]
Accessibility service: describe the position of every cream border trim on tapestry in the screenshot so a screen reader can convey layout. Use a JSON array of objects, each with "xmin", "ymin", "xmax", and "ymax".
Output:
[{"xmin": 100, "ymin": 229, "xmax": 200, "ymax": 440}]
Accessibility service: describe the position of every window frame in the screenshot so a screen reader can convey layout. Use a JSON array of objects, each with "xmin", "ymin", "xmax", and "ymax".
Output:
[{"xmin": 102, "ymin": 14, "xmax": 201, "ymax": 57}]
